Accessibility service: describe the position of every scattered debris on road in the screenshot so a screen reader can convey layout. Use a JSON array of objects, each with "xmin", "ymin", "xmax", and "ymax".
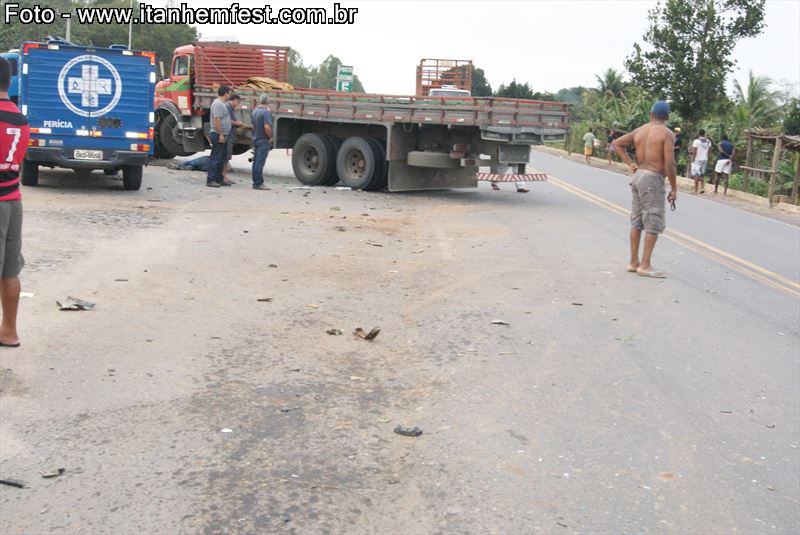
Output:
[
  {"xmin": 57, "ymin": 296, "xmax": 95, "ymax": 311},
  {"xmin": 571, "ymin": 302, "xmax": 583, "ymax": 306},
  {"xmin": 367, "ymin": 241, "xmax": 383, "ymax": 247},
  {"xmin": 0, "ymin": 479, "xmax": 25, "ymax": 488},
  {"xmin": 39, "ymin": 468, "xmax": 65, "ymax": 479},
  {"xmin": 394, "ymin": 425, "xmax": 423, "ymax": 437},
  {"xmin": 114, "ymin": 278, "xmax": 129, "ymax": 282},
  {"xmin": 354, "ymin": 327, "xmax": 381, "ymax": 340},
  {"xmin": 491, "ymin": 320, "xmax": 510, "ymax": 326},
  {"xmin": 719, "ymin": 410, "xmax": 734, "ymax": 414},
  {"xmin": 20, "ymin": 292, "xmax": 35, "ymax": 298},
  {"xmin": 326, "ymin": 329, "xmax": 343, "ymax": 336},
  {"xmin": 220, "ymin": 428, "xmax": 233, "ymax": 433},
  {"xmin": 268, "ymin": 264, "xmax": 278, "ymax": 268},
  {"xmin": 307, "ymin": 304, "xmax": 319, "ymax": 308},
  {"xmin": 280, "ymin": 407, "xmax": 301, "ymax": 413},
  {"xmin": 257, "ymin": 297, "xmax": 273, "ymax": 302}
]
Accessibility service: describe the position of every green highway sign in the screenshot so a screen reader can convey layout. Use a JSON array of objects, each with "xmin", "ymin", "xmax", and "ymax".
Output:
[{"xmin": 336, "ymin": 65, "xmax": 354, "ymax": 92}]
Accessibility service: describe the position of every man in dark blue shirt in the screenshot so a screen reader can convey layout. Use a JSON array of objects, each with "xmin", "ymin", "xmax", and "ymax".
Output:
[
  {"xmin": 713, "ymin": 138, "xmax": 735, "ymax": 195},
  {"xmin": 250, "ymin": 94, "xmax": 273, "ymax": 190}
]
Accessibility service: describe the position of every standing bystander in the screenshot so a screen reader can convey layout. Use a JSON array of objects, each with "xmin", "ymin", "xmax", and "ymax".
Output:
[
  {"xmin": 606, "ymin": 129, "xmax": 616, "ymax": 165},
  {"xmin": 0, "ymin": 57, "xmax": 30, "ymax": 348},
  {"xmin": 583, "ymin": 128, "xmax": 596, "ymax": 164},
  {"xmin": 206, "ymin": 85, "xmax": 232, "ymax": 188},
  {"xmin": 612, "ymin": 101, "xmax": 677, "ymax": 279},
  {"xmin": 250, "ymin": 94, "xmax": 273, "ymax": 190},
  {"xmin": 713, "ymin": 137, "xmax": 735, "ymax": 195},
  {"xmin": 223, "ymin": 94, "xmax": 245, "ymax": 184},
  {"xmin": 673, "ymin": 127, "xmax": 682, "ymax": 165},
  {"xmin": 690, "ymin": 129, "xmax": 712, "ymax": 194}
]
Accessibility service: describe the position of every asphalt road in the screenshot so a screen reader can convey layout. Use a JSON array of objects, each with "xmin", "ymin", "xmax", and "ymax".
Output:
[{"xmin": 1, "ymin": 151, "xmax": 798, "ymax": 534}]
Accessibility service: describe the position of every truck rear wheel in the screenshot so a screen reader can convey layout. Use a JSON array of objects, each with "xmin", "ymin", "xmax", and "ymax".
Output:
[
  {"xmin": 407, "ymin": 151, "xmax": 460, "ymax": 169},
  {"xmin": 292, "ymin": 134, "xmax": 336, "ymax": 186},
  {"xmin": 365, "ymin": 138, "xmax": 387, "ymax": 191},
  {"xmin": 319, "ymin": 135, "xmax": 341, "ymax": 186},
  {"xmin": 122, "ymin": 165, "xmax": 143, "ymax": 191},
  {"xmin": 336, "ymin": 137, "xmax": 378, "ymax": 190},
  {"xmin": 20, "ymin": 159, "xmax": 38, "ymax": 186}
]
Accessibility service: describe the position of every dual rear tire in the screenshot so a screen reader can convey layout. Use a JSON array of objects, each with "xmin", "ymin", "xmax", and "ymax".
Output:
[{"xmin": 291, "ymin": 134, "xmax": 387, "ymax": 191}]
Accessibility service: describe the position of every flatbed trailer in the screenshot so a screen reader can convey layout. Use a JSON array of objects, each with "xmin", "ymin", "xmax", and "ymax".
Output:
[{"xmin": 196, "ymin": 88, "xmax": 570, "ymax": 191}]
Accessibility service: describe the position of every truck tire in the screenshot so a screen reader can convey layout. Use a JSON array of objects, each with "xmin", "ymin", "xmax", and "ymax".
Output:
[
  {"xmin": 318, "ymin": 134, "xmax": 341, "ymax": 186},
  {"xmin": 122, "ymin": 165, "xmax": 143, "ymax": 191},
  {"xmin": 157, "ymin": 114, "xmax": 193, "ymax": 157},
  {"xmin": 20, "ymin": 159, "xmax": 38, "ymax": 186},
  {"xmin": 407, "ymin": 151, "xmax": 460, "ymax": 169},
  {"xmin": 365, "ymin": 138, "xmax": 387, "ymax": 191},
  {"xmin": 336, "ymin": 137, "xmax": 378, "ymax": 190},
  {"xmin": 232, "ymin": 143, "xmax": 250, "ymax": 156},
  {"xmin": 153, "ymin": 139, "xmax": 175, "ymax": 159},
  {"xmin": 292, "ymin": 134, "xmax": 335, "ymax": 186}
]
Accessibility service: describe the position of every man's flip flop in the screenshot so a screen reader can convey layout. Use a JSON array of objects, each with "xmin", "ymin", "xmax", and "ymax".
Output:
[
  {"xmin": 491, "ymin": 183, "xmax": 500, "ymax": 190},
  {"xmin": 637, "ymin": 270, "xmax": 666, "ymax": 279},
  {"xmin": 0, "ymin": 341, "xmax": 21, "ymax": 348}
]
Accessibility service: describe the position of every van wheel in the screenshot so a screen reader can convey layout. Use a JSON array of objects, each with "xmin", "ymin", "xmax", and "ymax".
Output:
[
  {"xmin": 122, "ymin": 165, "xmax": 143, "ymax": 191},
  {"xmin": 336, "ymin": 137, "xmax": 377, "ymax": 190},
  {"xmin": 21, "ymin": 159, "xmax": 38, "ymax": 186}
]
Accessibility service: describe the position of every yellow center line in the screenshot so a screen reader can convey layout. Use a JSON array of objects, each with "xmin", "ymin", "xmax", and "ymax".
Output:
[{"xmin": 530, "ymin": 167, "xmax": 800, "ymax": 299}]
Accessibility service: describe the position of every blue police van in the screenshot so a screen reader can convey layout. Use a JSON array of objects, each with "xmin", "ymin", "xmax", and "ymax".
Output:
[{"xmin": 18, "ymin": 41, "xmax": 156, "ymax": 190}]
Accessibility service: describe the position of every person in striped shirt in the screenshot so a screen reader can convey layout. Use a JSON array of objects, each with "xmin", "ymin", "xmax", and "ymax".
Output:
[{"xmin": 0, "ymin": 56, "xmax": 30, "ymax": 348}]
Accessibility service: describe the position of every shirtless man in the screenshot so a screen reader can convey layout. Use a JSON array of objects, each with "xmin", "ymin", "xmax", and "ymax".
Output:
[{"xmin": 611, "ymin": 100, "xmax": 677, "ymax": 279}]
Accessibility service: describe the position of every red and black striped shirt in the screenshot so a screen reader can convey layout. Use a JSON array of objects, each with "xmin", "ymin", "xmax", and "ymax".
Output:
[{"xmin": 0, "ymin": 98, "xmax": 30, "ymax": 202}]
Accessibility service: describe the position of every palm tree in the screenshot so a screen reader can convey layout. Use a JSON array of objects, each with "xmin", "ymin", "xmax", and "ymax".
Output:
[
  {"xmin": 595, "ymin": 68, "xmax": 627, "ymax": 98},
  {"xmin": 733, "ymin": 71, "xmax": 779, "ymax": 128}
]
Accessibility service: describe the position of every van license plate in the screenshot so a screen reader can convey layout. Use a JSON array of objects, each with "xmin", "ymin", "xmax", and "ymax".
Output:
[{"xmin": 74, "ymin": 150, "xmax": 103, "ymax": 160}]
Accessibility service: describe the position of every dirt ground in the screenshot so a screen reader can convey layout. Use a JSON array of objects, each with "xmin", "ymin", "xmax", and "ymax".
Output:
[{"xmin": 1, "ymin": 151, "xmax": 798, "ymax": 534}]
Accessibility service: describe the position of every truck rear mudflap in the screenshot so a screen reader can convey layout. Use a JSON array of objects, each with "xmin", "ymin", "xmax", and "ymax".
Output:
[{"xmin": 27, "ymin": 147, "xmax": 149, "ymax": 169}]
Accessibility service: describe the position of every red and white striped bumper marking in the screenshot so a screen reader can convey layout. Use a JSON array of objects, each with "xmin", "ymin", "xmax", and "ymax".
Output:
[{"xmin": 476, "ymin": 173, "xmax": 548, "ymax": 182}]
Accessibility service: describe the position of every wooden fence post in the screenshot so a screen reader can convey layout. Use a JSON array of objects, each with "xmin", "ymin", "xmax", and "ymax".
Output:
[
  {"xmin": 742, "ymin": 135, "xmax": 753, "ymax": 193},
  {"xmin": 767, "ymin": 136, "xmax": 783, "ymax": 207}
]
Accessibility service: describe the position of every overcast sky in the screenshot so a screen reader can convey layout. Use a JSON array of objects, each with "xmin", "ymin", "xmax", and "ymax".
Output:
[{"xmin": 190, "ymin": 0, "xmax": 800, "ymax": 96}]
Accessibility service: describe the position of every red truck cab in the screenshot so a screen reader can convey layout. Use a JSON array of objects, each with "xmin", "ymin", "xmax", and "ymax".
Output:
[{"xmin": 153, "ymin": 42, "xmax": 289, "ymax": 158}]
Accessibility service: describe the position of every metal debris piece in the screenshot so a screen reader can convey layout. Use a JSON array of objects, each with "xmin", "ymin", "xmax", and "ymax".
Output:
[
  {"xmin": 57, "ymin": 296, "xmax": 95, "ymax": 311},
  {"xmin": 268, "ymin": 264, "xmax": 278, "ymax": 268},
  {"xmin": 491, "ymin": 320, "xmax": 510, "ymax": 326},
  {"xmin": 394, "ymin": 425, "xmax": 422, "ymax": 437},
  {"xmin": 257, "ymin": 297, "xmax": 273, "ymax": 302},
  {"xmin": 354, "ymin": 327, "xmax": 381, "ymax": 340},
  {"xmin": 19, "ymin": 292, "xmax": 35, "ymax": 298},
  {"xmin": 367, "ymin": 241, "xmax": 383, "ymax": 247},
  {"xmin": 571, "ymin": 302, "xmax": 583, "ymax": 306},
  {"xmin": 0, "ymin": 479, "xmax": 25, "ymax": 488},
  {"xmin": 326, "ymin": 329, "xmax": 343, "ymax": 336},
  {"xmin": 335, "ymin": 226, "xmax": 346, "ymax": 232},
  {"xmin": 40, "ymin": 468, "xmax": 65, "ymax": 479},
  {"xmin": 220, "ymin": 428, "xmax": 233, "ymax": 433},
  {"xmin": 114, "ymin": 278, "xmax": 129, "ymax": 282},
  {"xmin": 411, "ymin": 249, "xmax": 425, "ymax": 253},
  {"xmin": 280, "ymin": 407, "xmax": 301, "ymax": 413},
  {"xmin": 307, "ymin": 304, "xmax": 320, "ymax": 308}
]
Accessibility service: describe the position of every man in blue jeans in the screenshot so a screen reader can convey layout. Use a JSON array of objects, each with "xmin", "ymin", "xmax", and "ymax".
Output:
[
  {"xmin": 250, "ymin": 94, "xmax": 273, "ymax": 190},
  {"xmin": 206, "ymin": 85, "xmax": 232, "ymax": 188}
]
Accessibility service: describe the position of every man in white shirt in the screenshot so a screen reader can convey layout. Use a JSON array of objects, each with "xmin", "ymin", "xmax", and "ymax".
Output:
[{"xmin": 690, "ymin": 129, "xmax": 712, "ymax": 194}]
